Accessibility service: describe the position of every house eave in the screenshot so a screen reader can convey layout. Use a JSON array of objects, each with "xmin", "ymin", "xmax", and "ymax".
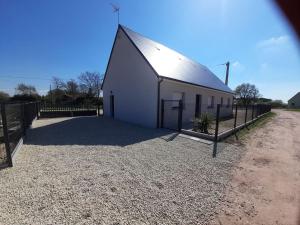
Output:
[{"xmin": 159, "ymin": 76, "xmax": 234, "ymax": 95}]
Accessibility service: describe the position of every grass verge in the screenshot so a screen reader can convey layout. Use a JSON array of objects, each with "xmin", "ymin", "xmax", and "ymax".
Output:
[
  {"xmin": 226, "ymin": 111, "xmax": 276, "ymax": 143},
  {"xmin": 285, "ymin": 108, "xmax": 300, "ymax": 112}
]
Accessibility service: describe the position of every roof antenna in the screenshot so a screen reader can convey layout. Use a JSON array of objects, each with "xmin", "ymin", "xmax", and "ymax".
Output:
[
  {"xmin": 217, "ymin": 61, "xmax": 230, "ymax": 85},
  {"xmin": 110, "ymin": 3, "xmax": 120, "ymax": 25}
]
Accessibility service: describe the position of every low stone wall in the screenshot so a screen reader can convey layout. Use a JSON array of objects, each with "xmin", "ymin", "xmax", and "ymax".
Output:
[{"xmin": 40, "ymin": 110, "xmax": 97, "ymax": 118}]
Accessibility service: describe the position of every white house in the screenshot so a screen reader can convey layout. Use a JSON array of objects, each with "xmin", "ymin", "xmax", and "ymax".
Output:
[
  {"xmin": 102, "ymin": 25, "xmax": 234, "ymax": 128},
  {"xmin": 288, "ymin": 92, "xmax": 300, "ymax": 108}
]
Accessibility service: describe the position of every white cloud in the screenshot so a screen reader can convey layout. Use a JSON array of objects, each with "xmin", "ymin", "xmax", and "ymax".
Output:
[
  {"xmin": 232, "ymin": 61, "xmax": 241, "ymax": 67},
  {"xmin": 257, "ymin": 35, "xmax": 289, "ymax": 49},
  {"xmin": 231, "ymin": 61, "xmax": 245, "ymax": 71},
  {"xmin": 38, "ymin": 89, "xmax": 49, "ymax": 95},
  {"xmin": 260, "ymin": 62, "xmax": 268, "ymax": 69},
  {"xmin": 256, "ymin": 34, "xmax": 297, "ymax": 68}
]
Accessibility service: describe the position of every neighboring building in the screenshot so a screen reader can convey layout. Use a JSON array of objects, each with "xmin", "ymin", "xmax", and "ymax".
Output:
[
  {"xmin": 288, "ymin": 92, "xmax": 300, "ymax": 108},
  {"xmin": 102, "ymin": 25, "xmax": 234, "ymax": 128}
]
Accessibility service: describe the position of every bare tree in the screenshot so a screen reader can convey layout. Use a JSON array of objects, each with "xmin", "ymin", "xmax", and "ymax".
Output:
[
  {"xmin": 52, "ymin": 76, "xmax": 66, "ymax": 90},
  {"xmin": 50, "ymin": 77, "xmax": 67, "ymax": 104},
  {"xmin": 65, "ymin": 79, "xmax": 79, "ymax": 100},
  {"xmin": 78, "ymin": 72, "xmax": 103, "ymax": 98},
  {"xmin": 15, "ymin": 83, "xmax": 38, "ymax": 96},
  {"xmin": 235, "ymin": 83, "xmax": 260, "ymax": 105}
]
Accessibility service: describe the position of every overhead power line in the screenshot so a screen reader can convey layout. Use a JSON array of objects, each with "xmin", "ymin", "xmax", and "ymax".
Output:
[
  {"xmin": 0, "ymin": 75, "xmax": 52, "ymax": 81},
  {"xmin": 0, "ymin": 75, "xmax": 79, "ymax": 81}
]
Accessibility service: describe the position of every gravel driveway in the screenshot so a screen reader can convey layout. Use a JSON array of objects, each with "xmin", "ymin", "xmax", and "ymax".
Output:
[{"xmin": 0, "ymin": 116, "xmax": 242, "ymax": 225}]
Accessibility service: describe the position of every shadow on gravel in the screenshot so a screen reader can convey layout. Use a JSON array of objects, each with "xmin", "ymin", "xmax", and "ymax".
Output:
[{"xmin": 25, "ymin": 117, "xmax": 174, "ymax": 146}]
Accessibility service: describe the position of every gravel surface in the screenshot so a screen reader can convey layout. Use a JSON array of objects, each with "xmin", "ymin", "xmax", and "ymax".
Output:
[{"xmin": 0, "ymin": 116, "xmax": 243, "ymax": 225}]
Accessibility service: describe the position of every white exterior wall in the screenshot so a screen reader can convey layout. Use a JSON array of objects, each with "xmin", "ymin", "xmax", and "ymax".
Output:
[
  {"xmin": 102, "ymin": 29, "xmax": 158, "ymax": 128},
  {"xmin": 160, "ymin": 79, "xmax": 233, "ymax": 124},
  {"xmin": 288, "ymin": 93, "xmax": 300, "ymax": 108}
]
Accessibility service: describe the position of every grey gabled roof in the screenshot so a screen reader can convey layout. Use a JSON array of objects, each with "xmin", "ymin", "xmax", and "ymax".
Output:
[
  {"xmin": 288, "ymin": 92, "xmax": 300, "ymax": 102},
  {"xmin": 120, "ymin": 25, "xmax": 233, "ymax": 94}
]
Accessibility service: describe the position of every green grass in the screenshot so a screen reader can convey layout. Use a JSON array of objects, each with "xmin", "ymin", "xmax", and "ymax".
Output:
[
  {"xmin": 226, "ymin": 111, "xmax": 276, "ymax": 143},
  {"xmin": 285, "ymin": 108, "xmax": 300, "ymax": 112}
]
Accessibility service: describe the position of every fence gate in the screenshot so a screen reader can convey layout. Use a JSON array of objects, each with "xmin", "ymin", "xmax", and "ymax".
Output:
[{"xmin": 160, "ymin": 99, "xmax": 183, "ymax": 131}]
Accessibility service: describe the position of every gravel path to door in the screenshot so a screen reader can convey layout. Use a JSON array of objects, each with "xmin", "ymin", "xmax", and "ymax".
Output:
[{"xmin": 0, "ymin": 116, "xmax": 242, "ymax": 225}]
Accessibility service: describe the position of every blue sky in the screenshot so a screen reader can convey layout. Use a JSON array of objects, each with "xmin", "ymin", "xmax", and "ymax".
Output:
[{"xmin": 0, "ymin": 0, "xmax": 299, "ymax": 102}]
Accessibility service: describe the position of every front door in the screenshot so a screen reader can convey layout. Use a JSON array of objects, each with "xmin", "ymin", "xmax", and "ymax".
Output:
[
  {"xmin": 110, "ymin": 95, "xmax": 114, "ymax": 118},
  {"xmin": 195, "ymin": 94, "xmax": 202, "ymax": 118}
]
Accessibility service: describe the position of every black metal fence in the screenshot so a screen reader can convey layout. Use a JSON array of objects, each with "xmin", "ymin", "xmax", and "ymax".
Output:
[
  {"xmin": 0, "ymin": 102, "xmax": 39, "ymax": 167},
  {"xmin": 215, "ymin": 104, "xmax": 272, "ymax": 137},
  {"xmin": 181, "ymin": 103, "xmax": 271, "ymax": 144},
  {"xmin": 161, "ymin": 99, "xmax": 272, "ymax": 141},
  {"xmin": 40, "ymin": 103, "xmax": 102, "ymax": 118}
]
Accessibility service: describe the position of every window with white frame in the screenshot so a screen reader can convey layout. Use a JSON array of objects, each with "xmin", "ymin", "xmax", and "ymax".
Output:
[{"xmin": 207, "ymin": 96, "xmax": 214, "ymax": 108}]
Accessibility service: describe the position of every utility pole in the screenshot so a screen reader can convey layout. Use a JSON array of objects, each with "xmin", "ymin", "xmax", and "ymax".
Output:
[
  {"xmin": 216, "ymin": 61, "xmax": 230, "ymax": 85},
  {"xmin": 225, "ymin": 61, "xmax": 230, "ymax": 86},
  {"xmin": 50, "ymin": 84, "xmax": 53, "ymax": 106}
]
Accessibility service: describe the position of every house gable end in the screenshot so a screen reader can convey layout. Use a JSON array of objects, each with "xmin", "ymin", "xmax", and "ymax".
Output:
[
  {"xmin": 102, "ymin": 26, "xmax": 158, "ymax": 127},
  {"xmin": 102, "ymin": 25, "xmax": 159, "ymax": 90},
  {"xmin": 288, "ymin": 92, "xmax": 300, "ymax": 102}
]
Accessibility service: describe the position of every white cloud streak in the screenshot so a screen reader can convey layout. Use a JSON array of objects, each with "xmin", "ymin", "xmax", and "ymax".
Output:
[
  {"xmin": 231, "ymin": 61, "xmax": 245, "ymax": 71},
  {"xmin": 257, "ymin": 35, "xmax": 289, "ymax": 49}
]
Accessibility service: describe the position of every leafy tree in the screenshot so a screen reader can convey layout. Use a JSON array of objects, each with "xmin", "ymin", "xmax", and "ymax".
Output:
[
  {"xmin": 270, "ymin": 100, "xmax": 286, "ymax": 108},
  {"xmin": 257, "ymin": 97, "xmax": 272, "ymax": 103},
  {"xmin": 12, "ymin": 84, "xmax": 40, "ymax": 102},
  {"xmin": 0, "ymin": 91, "xmax": 9, "ymax": 102},
  {"xmin": 235, "ymin": 83, "xmax": 260, "ymax": 105},
  {"xmin": 11, "ymin": 94, "xmax": 40, "ymax": 102},
  {"xmin": 16, "ymin": 83, "xmax": 38, "ymax": 96}
]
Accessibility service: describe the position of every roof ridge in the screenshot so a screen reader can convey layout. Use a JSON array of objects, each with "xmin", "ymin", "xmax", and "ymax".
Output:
[{"xmin": 290, "ymin": 92, "xmax": 300, "ymax": 100}]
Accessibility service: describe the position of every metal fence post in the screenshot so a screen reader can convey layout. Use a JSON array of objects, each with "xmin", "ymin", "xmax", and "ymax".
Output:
[
  {"xmin": 39, "ymin": 101, "xmax": 41, "ymax": 118},
  {"xmin": 0, "ymin": 103, "xmax": 13, "ymax": 167},
  {"xmin": 21, "ymin": 103, "xmax": 26, "ymax": 135},
  {"xmin": 251, "ymin": 104, "xmax": 254, "ymax": 121},
  {"xmin": 233, "ymin": 104, "xmax": 238, "ymax": 130},
  {"xmin": 213, "ymin": 104, "xmax": 220, "ymax": 158},
  {"xmin": 178, "ymin": 100, "xmax": 183, "ymax": 131},
  {"xmin": 244, "ymin": 104, "xmax": 248, "ymax": 124},
  {"xmin": 160, "ymin": 99, "xmax": 164, "ymax": 128},
  {"xmin": 36, "ymin": 102, "xmax": 39, "ymax": 120}
]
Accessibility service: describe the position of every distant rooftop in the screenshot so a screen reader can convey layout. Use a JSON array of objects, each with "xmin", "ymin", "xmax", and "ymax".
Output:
[
  {"xmin": 288, "ymin": 92, "xmax": 300, "ymax": 101},
  {"xmin": 120, "ymin": 25, "xmax": 233, "ymax": 94}
]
